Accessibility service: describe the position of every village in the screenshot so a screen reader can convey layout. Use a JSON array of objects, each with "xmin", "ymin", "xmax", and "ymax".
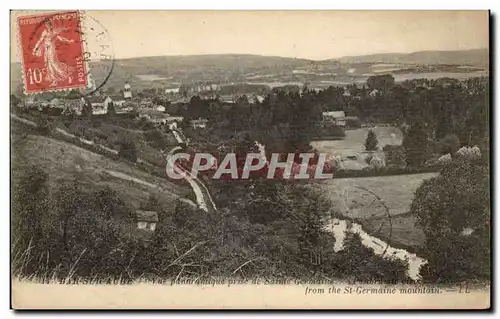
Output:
[{"xmin": 16, "ymin": 80, "xmax": 363, "ymax": 133}]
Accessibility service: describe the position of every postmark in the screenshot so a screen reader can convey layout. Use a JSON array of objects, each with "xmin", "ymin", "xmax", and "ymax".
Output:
[{"xmin": 17, "ymin": 11, "xmax": 88, "ymax": 94}]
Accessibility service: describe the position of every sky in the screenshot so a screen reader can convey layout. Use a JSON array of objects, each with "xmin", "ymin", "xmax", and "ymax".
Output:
[{"xmin": 10, "ymin": 10, "xmax": 489, "ymax": 61}]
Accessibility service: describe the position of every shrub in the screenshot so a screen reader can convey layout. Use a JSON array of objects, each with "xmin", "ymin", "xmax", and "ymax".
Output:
[
  {"xmin": 383, "ymin": 145, "xmax": 406, "ymax": 167},
  {"xmin": 403, "ymin": 122, "xmax": 430, "ymax": 168},
  {"xmin": 456, "ymin": 146, "xmax": 482, "ymax": 159},
  {"xmin": 439, "ymin": 134, "xmax": 460, "ymax": 155},
  {"xmin": 411, "ymin": 158, "xmax": 490, "ymax": 283},
  {"xmin": 319, "ymin": 123, "xmax": 345, "ymax": 138},
  {"xmin": 118, "ymin": 140, "xmax": 138, "ymax": 162},
  {"xmin": 35, "ymin": 115, "xmax": 53, "ymax": 135},
  {"xmin": 364, "ymin": 154, "xmax": 373, "ymax": 165},
  {"xmin": 346, "ymin": 117, "xmax": 362, "ymax": 128},
  {"xmin": 364, "ymin": 129, "xmax": 378, "ymax": 152},
  {"xmin": 369, "ymin": 155, "xmax": 385, "ymax": 169},
  {"xmin": 437, "ymin": 153, "xmax": 452, "ymax": 165}
]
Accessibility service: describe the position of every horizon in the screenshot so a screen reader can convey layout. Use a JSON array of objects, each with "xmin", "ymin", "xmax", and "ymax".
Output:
[
  {"xmin": 9, "ymin": 47, "xmax": 489, "ymax": 64},
  {"xmin": 10, "ymin": 11, "xmax": 489, "ymax": 62}
]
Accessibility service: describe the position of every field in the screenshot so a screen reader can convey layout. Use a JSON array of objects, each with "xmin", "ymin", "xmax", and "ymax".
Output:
[
  {"xmin": 11, "ymin": 133, "xmax": 189, "ymax": 211},
  {"xmin": 65, "ymin": 117, "xmax": 178, "ymax": 167},
  {"xmin": 311, "ymin": 127, "xmax": 403, "ymax": 169},
  {"xmin": 320, "ymin": 172, "xmax": 439, "ymax": 248}
]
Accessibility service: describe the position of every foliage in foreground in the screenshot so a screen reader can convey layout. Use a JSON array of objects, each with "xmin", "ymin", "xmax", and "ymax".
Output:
[
  {"xmin": 411, "ymin": 156, "xmax": 490, "ymax": 283},
  {"xmin": 12, "ymin": 164, "xmax": 408, "ymax": 284}
]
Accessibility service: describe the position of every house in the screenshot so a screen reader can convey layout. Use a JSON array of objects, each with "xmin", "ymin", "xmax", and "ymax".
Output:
[
  {"xmin": 343, "ymin": 116, "xmax": 360, "ymax": 128},
  {"xmin": 116, "ymin": 102, "xmax": 135, "ymax": 114},
  {"xmin": 249, "ymin": 95, "xmax": 265, "ymax": 104},
  {"xmin": 82, "ymin": 95, "xmax": 128, "ymax": 115},
  {"xmin": 63, "ymin": 99, "xmax": 84, "ymax": 116},
  {"xmin": 369, "ymin": 89, "xmax": 380, "ymax": 97},
  {"xmin": 322, "ymin": 111, "xmax": 347, "ymax": 127},
  {"xmin": 139, "ymin": 110, "xmax": 167, "ymax": 124},
  {"xmin": 50, "ymin": 98, "xmax": 64, "ymax": 108},
  {"xmin": 219, "ymin": 95, "xmax": 236, "ymax": 104},
  {"xmin": 191, "ymin": 118, "xmax": 208, "ymax": 129},
  {"xmin": 165, "ymin": 115, "xmax": 184, "ymax": 130},
  {"xmin": 135, "ymin": 210, "xmax": 158, "ymax": 231},
  {"xmin": 155, "ymin": 105, "xmax": 166, "ymax": 112},
  {"xmin": 165, "ymin": 87, "xmax": 180, "ymax": 95},
  {"xmin": 166, "ymin": 115, "xmax": 184, "ymax": 123},
  {"xmin": 140, "ymin": 98, "xmax": 154, "ymax": 108},
  {"xmin": 106, "ymin": 95, "xmax": 126, "ymax": 107},
  {"xmin": 84, "ymin": 96, "xmax": 108, "ymax": 115}
]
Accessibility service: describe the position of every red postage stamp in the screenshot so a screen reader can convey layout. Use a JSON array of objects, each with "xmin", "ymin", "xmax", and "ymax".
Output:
[{"xmin": 17, "ymin": 11, "xmax": 89, "ymax": 94}]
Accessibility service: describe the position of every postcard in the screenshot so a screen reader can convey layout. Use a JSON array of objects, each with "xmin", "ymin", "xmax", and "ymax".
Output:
[{"xmin": 10, "ymin": 10, "xmax": 490, "ymax": 310}]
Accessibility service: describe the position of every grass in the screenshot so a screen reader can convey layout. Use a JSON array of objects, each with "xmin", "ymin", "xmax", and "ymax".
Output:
[
  {"xmin": 359, "ymin": 213, "xmax": 426, "ymax": 251},
  {"xmin": 319, "ymin": 172, "xmax": 438, "ymax": 248},
  {"xmin": 67, "ymin": 118, "xmax": 176, "ymax": 167},
  {"xmin": 11, "ymin": 134, "xmax": 188, "ymax": 210}
]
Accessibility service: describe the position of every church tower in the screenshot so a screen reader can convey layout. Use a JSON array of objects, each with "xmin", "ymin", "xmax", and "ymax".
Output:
[{"xmin": 124, "ymin": 81, "xmax": 132, "ymax": 99}]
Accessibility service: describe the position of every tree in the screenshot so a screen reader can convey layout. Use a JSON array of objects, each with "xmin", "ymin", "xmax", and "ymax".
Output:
[
  {"xmin": 107, "ymin": 102, "xmax": 116, "ymax": 117},
  {"xmin": 383, "ymin": 145, "xmax": 406, "ymax": 167},
  {"xmin": 411, "ymin": 158, "xmax": 489, "ymax": 283},
  {"xmin": 12, "ymin": 165, "xmax": 49, "ymax": 254},
  {"xmin": 439, "ymin": 134, "xmax": 460, "ymax": 155},
  {"xmin": 65, "ymin": 90, "xmax": 81, "ymax": 100},
  {"xmin": 403, "ymin": 121, "xmax": 429, "ymax": 167},
  {"xmin": 364, "ymin": 129, "xmax": 378, "ymax": 152},
  {"xmin": 81, "ymin": 97, "xmax": 93, "ymax": 120},
  {"xmin": 366, "ymin": 74, "xmax": 395, "ymax": 93},
  {"xmin": 10, "ymin": 94, "xmax": 21, "ymax": 109}
]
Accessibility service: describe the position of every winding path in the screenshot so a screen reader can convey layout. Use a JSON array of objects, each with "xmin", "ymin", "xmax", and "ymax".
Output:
[{"xmin": 169, "ymin": 130, "xmax": 217, "ymax": 213}]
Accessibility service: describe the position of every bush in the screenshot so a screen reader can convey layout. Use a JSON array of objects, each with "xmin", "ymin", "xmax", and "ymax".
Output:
[
  {"xmin": 439, "ymin": 134, "xmax": 460, "ymax": 155},
  {"xmin": 144, "ymin": 129, "xmax": 169, "ymax": 150},
  {"xmin": 369, "ymin": 155, "xmax": 385, "ymax": 169},
  {"xmin": 456, "ymin": 146, "xmax": 482, "ymax": 159},
  {"xmin": 403, "ymin": 122, "xmax": 430, "ymax": 168},
  {"xmin": 364, "ymin": 130, "xmax": 378, "ymax": 152},
  {"xmin": 319, "ymin": 123, "xmax": 345, "ymax": 138},
  {"xmin": 383, "ymin": 145, "xmax": 406, "ymax": 167},
  {"xmin": 11, "ymin": 164, "xmax": 412, "ymax": 283},
  {"xmin": 35, "ymin": 115, "xmax": 53, "ymax": 135},
  {"xmin": 118, "ymin": 140, "xmax": 138, "ymax": 162},
  {"xmin": 411, "ymin": 158, "xmax": 490, "ymax": 283},
  {"xmin": 346, "ymin": 117, "xmax": 361, "ymax": 128}
]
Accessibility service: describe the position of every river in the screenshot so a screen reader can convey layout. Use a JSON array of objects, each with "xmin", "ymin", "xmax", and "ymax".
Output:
[{"xmin": 325, "ymin": 218, "xmax": 427, "ymax": 281}]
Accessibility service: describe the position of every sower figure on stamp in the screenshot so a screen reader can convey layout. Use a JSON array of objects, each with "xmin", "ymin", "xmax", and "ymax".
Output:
[{"xmin": 32, "ymin": 20, "xmax": 74, "ymax": 87}]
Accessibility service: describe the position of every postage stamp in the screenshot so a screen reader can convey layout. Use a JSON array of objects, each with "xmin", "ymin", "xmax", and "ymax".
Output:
[{"xmin": 17, "ymin": 11, "xmax": 89, "ymax": 94}]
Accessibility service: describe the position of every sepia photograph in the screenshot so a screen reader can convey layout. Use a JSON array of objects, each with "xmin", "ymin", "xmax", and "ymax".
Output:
[{"xmin": 9, "ymin": 9, "xmax": 491, "ymax": 309}]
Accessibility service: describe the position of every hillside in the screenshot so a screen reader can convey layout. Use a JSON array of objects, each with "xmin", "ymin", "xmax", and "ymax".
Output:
[
  {"xmin": 11, "ymin": 130, "xmax": 190, "ymax": 211},
  {"xmin": 338, "ymin": 48, "xmax": 489, "ymax": 66}
]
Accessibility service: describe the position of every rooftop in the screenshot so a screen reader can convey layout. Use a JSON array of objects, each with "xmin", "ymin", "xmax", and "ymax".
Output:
[
  {"xmin": 135, "ymin": 210, "xmax": 159, "ymax": 223},
  {"xmin": 322, "ymin": 111, "xmax": 346, "ymax": 118}
]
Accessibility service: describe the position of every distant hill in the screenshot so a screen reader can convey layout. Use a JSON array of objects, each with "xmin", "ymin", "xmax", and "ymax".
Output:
[
  {"xmin": 338, "ymin": 49, "xmax": 489, "ymax": 66},
  {"xmin": 10, "ymin": 54, "xmax": 312, "ymax": 92}
]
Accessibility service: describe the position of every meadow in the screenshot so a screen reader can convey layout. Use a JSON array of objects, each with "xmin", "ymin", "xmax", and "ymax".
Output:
[
  {"xmin": 320, "ymin": 172, "xmax": 438, "ymax": 249},
  {"xmin": 311, "ymin": 126, "xmax": 404, "ymax": 169}
]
